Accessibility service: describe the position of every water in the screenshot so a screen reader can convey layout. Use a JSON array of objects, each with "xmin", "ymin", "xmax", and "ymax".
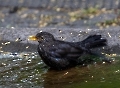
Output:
[{"xmin": 0, "ymin": 52, "xmax": 120, "ymax": 88}]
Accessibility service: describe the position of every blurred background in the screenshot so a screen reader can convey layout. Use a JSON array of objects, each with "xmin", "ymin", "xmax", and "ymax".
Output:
[{"xmin": 0, "ymin": 0, "xmax": 120, "ymax": 29}]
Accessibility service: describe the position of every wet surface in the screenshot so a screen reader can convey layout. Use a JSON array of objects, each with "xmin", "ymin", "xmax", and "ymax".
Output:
[
  {"xmin": 0, "ymin": 51, "xmax": 119, "ymax": 88},
  {"xmin": 0, "ymin": 52, "xmax": 45, "ymax": 88}
]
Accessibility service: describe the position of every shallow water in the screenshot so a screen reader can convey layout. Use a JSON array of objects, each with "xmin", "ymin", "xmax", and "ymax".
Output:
[{"xmin": 0, "ymin": 52, "xmax": 120, "ymax": 88}]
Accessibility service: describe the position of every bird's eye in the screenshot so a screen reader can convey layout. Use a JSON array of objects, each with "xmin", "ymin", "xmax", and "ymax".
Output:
[{"xmin": 41, "ymin": 36, "xmax": 44, "ymax": 40}]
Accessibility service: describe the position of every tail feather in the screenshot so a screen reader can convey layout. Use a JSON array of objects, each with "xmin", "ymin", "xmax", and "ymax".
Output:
[{"xmin": 81, "ymin": 35, "xmax": 107, "ymax": 49}]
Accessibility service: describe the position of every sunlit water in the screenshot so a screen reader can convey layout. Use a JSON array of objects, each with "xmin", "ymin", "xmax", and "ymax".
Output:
[{"xmin": 0, "ymin": 52, "xmax": 120, "ymax": 88}]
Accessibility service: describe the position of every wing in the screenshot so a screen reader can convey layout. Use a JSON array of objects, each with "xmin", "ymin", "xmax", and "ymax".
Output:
[
  {"xmin": 38, "ymin": 41, "xmax": 85, "ymax": 70},
  {"xmin": 38, "ymin": 45, "xmax": 70, "ymax": 70},
  {"xmin": 48, "ymin": 41, "xmax": 84, "ymax": 59},
  {"xmin": 47, "ymin": 43, "xmax": 84, "ymax": 70}
]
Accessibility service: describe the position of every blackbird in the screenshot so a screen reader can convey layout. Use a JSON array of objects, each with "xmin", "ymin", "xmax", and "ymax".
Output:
[{"xmin": 29, "ymin": 32, "xmax": 111, "ymax": 70}]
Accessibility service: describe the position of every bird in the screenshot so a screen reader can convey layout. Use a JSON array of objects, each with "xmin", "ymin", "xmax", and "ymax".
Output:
[{"xmin": 29, "ymin": 32, "xmax": 111, "ymax": 70}]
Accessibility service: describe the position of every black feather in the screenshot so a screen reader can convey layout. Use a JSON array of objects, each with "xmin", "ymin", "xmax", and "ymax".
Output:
[{"xmin": 36, "ymin": 32, "xmax": 110, "ymax": 70}]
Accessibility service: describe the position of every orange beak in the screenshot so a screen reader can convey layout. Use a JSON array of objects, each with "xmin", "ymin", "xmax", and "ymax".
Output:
[{"xmin": 28, "ymin": 35, "xmax": 38, "ymax": 41}]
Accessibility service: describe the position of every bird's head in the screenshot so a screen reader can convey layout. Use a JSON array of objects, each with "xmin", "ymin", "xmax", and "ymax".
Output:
[{"xmin": 28, "ymin": 32, "xmax": 55, "ymax": 43}]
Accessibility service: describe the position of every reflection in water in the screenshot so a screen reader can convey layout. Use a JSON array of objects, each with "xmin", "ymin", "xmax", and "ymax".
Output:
[
  {"xmin": 0, "ymin": 52, "xmax": 119, "ymax": 88},
  {"xmin": 43, "ymin": 66, "xmax": 91, "ymax": 88}
]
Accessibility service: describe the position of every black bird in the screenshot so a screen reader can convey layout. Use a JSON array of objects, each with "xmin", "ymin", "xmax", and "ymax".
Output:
[{"xmin": 29, "ymin": 32, "xmax": 111, "ymax": 70}]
